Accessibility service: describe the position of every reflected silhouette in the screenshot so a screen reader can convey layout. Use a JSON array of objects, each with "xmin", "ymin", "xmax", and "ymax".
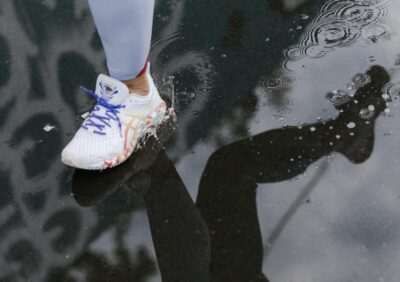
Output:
[
  {"xmin": 46, "ymin": 244, "xmax": 157, "ymax": 282},
  {"xmin": 70, "ymin": 66, "xmax": 389, "ymax": 281},
  {"xmin": 70, "ymin": 66, "xmax": 389, "ymax": 282},
  {"xmin": 196, "ymin": 65, "xmax": 389, "ymax": 282},
  {"xmin": 72, "ymin": 136, "xmax": 210, "ymax": 282}
]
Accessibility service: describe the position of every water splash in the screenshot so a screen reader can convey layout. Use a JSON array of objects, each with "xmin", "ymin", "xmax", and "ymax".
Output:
[
  {"xmin": 135, "ymin": 75, "xmax": 178, "ymax": 149},
  {"xmin": 159, "ymin": 75, "xmax": 176, "ymax": 111}
]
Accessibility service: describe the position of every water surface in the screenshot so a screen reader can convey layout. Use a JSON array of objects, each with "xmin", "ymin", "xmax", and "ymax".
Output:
[{"xmin": 0, "ymin": 0, "xmax": 400, "ymax": 281}]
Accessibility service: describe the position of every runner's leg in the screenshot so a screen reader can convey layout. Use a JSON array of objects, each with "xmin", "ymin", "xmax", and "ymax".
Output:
[{"xmin": 87, "ymin": 0, "xmax": 155, "ymax": 80}]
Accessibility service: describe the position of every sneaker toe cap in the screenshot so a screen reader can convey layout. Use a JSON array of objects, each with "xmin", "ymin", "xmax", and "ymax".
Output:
[{"xmin": 61, "ymin": 131, "xmax": 122, "ymax": 169}]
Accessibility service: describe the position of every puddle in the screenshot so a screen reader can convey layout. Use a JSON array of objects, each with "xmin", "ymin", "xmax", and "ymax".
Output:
[{"xmin": 0, "ymin": 0, "xmax": 400, "ymax": 281}]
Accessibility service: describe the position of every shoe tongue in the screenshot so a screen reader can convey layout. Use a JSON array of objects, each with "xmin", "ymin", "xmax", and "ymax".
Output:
[{"xmin": 95, "ymin": 74, "xmax": 129, "ymax": 105}]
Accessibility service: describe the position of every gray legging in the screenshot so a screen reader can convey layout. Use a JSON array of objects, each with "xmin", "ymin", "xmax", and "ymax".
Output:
[{"xmin": 88, "ymin": 0, "xmax": 155, "ymax": 80}]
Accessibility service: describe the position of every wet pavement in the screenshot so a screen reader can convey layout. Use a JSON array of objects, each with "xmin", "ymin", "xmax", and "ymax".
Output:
[{"xmin": 1, "ymin": 0, "xmax": 400, "ymax": 281}]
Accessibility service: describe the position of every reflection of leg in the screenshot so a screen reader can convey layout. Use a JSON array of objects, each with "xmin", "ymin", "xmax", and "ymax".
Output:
[
  {"xmin": 143, "ymin": 151, "xmax": 210, "ymax": 282},
  {"xmin": 196, "ymin": 65, "xmax": 389, "ymax": 282},
  {"xmin": 88, "ymin": 0, "xmax": 154, "ymax": 80},
  {"xmin": 197, "ymin": 147, "xmax": 268, "ymax": 282}
]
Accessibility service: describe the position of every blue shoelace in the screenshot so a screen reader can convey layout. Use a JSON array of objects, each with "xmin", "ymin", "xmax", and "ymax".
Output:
[{"xmin": 80, "ymin": 86, "xmax": 125, "ymax": 136}]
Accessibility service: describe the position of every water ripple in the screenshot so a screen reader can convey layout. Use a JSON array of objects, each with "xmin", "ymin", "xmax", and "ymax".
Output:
[
  {"xmin": 262, "ymin": 0, "xmax": 392, "ymax": 96},
  {"xmin": 283, "ymin": 46, "xmax": 304, "ymax": 60},
  {"xmin": 362, "ymin": 23, "xmax": 392, "ymax": 42},
  {"xmin": 325, "ymin": 70, "xmax": 374, "ymax": 107},
  {"xmin": 326, "ymin": 90, "xmax": 352, "ymax": 106},
  {"xmin": 304, "ymin": 44, "xmax": 331, "ymax": 58},
  {"xmin": 320, "ymin": 1, "xmax": 389, "ymax": 27},
  {"xmin": 263, "ymin": 77, "xmax": 284, "ymax": 93},
  {"xmin": 352, "ymin": 73, "xmax": 371, "ymax": 87},
  {"xmin": 300, "ymin": 19, "xmax": 360, "ymax": 48},
  {"xmin": 382, "ymin": 81, "xmax": 400, "ymax": 100}
]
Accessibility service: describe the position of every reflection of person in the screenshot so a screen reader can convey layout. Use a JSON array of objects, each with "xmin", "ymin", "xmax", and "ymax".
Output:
[
  {"xmin": 72, "ymin": 139, "xmax": 211, "ymax": 282},
  {"xmin": 61, "ymin": 0, "xmax": 168, "ymax": 170},
  {"xmin": 71, "ymin": 65, "xmax": 389, "ymax": 282},
  {"xmin": 196, "ymin": 66, "xmax": 389, "ymax": 282}
]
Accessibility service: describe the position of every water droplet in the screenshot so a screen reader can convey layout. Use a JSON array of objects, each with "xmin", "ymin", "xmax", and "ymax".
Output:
[
  {"xmin": 347, "ymin": 122, "xmax": 356, "ymax": 129},
  {"xmin": 381, "ymin": 93, "xmax": 390, "ymax": 102},
  {"xmin": 301, "ymin": 14, "xmax": 309, "ymax": 20},
  {"xmin": 310, "ymin": 126, "xmax": 316, "ymax": 132},
  {"xmin": 359, "ymin": 108, "xmax": 374, "ymax": 119},
  {"xmin": 43, "ymin": 124, "xmax": 56, "ymax": 132}
]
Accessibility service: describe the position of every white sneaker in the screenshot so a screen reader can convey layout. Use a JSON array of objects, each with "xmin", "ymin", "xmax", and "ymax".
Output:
[{"xmin": 61, "ymin": 64, "xmax": 167, "ymax": 170}]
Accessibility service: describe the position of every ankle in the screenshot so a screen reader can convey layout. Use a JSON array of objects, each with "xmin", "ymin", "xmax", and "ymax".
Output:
[{"xmin": 122, "ymin": 73, "xmax": 149, "ymax": 96}]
